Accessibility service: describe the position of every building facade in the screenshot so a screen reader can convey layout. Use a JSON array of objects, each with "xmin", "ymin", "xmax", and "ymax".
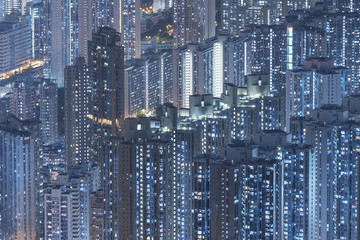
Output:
[
  {"xmin": 0, "ymin": 16, "xmax": 31, "ymax": 74},
  {"xmin": 64, "ymin": 57, "xmax": 90, "ymax": 167},
  {"xmin": 40, "ymin": 79, "xmax": 58, "ymax": 144}
]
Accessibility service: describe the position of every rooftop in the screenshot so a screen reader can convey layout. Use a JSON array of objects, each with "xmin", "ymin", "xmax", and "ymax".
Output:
[
  {"xmin": 0, "ymin": 114, "xmax": 40, "ymax": 135},
  {"xmin": 0, "ymin": 22, "xmax": 14, "ymax": 33}
]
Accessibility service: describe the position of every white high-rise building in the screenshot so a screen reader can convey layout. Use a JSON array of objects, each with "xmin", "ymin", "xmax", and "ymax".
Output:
[
  {"xmin": 174, "ymin": 36, "xmax": 247, "ymax": 108},
  {"xmin": 198, "ymin": 36, "xmax": 226, "ymax": 98},
  {"xmin": 124, "ymin": 51, "xmax": 173, "ymax": 116},
  {"xmin": 174, "ymin": 44, "xmax": 197, "ymax": 108}
]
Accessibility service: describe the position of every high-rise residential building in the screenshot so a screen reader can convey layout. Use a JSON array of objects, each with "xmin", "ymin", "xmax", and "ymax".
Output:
[
  {"xmin": 291, "ymin": 105, "xmax": 360, "ymax": 239},
  {"xmin": 110, "ymin": 109, "xmax": 313, "ymax": 240},
  {"xmin": 227, "ymin": 104, "xmax": 260, "ymax": 141},
  {"xmin": 64, "ymin": 57, "xmax": 90, "ymax": 167},
  {"xmin": 223, "ymin": 130, "xmax": 318, "ymax": 239},
  {"xmin": 325, "ymin": 0, "xmax": 360, "ymax": 12},
  {"xmin": 44, "ymin": 163, "xmax": 100, "ymax": 240},
  {"xmin": 286, "ymin": 58, "xmax": 346, "ymax": 130},
  {"xmin": 188, "ymin": 95, "xmax": 231, "ymax": 152},
  {"xmin": 77, "ymin": 79, "xmax": 360, "ymax": 240},
  {"xmin": 102, "ymin": 132, "xmax": 172, "ymax": 240},
  {"xmin": 173, "ymin": 0, "xmax": 215, "ymax": 48},
  {"xmin": 115, "ymin": 139, "xmax": 172, "ymax": 239},
  {"xmin": 221, "ymin": 79, "xmax": 285, "ymax": 141},
  {"xmin": 223, "ymin": 36, "xmax": 251, "ymax": 87},
  {"xmin": 303, "ymin": 11, "xmax": 360, "ymax": 94},
  {"xmin": 102, "ymin": 117, "xmax": 163, "ymax": 239},
  {"xmin": 157, "ymin": 102, "xmax": 178, "ymax": 131},
  {"xmin": 249, "ymin": 25, "xmax": 287, "ymax": 94},
  {"xmin": 124, "ymin": 59, "xmax": 146, "ymax": 115},
  {"xmin": 160, "ymin": 52, "xmax": 173, "ymax": 105},
  {"xmin": 286, "ymin": 20, "xmax": 327, "ymax": 69},
  {"xmin": 191, "ymin": 156, "xmax": 237, "ymax": 239},
  {"xmin": 29, "ymin": 1, "xmax": 44, "ymax": 60},
  {"xmin": 281, "ymin": 0, "xmax": 310, "ymax": 14},
  {"xmin": 10, "ymin": 81, "xmax": 36, "ymax": 120},
  {"xmin": 0, "ymin": 115, "xmax": 40, "ymax": 240},
  {"xmin": 0, "ymin": 15, "xmax": 31, "ymax": 74},
  {"xmin": 0, "ymin": 0, "xmax": 32, "ymax": 20},
  {"xmin": 257, "ymin": 94, "xmax": 286, "ymax": 131},
  {"xmin": 192, "ymin": 116, "xmax": 230, "ymax": 155},
  {"xmin": 174, "ymin": 35, "xmax": 249, "ymax": 108},
  {"xmin": 173, "ymin": 44, "xmax": 198, "ymax": 108},
  {"xmin": 68, "ymin": 164, "xmax": 101, "ymax": 240},
  {"xmin": 277, "ymin": 145, "xmax": 317, "ymax": 239},
  {"xmin": 43, "ymin": 0, "xmax": 69, "ymax": 86},
  {"xmin": 220, "ymin": 0, "xmax": 245, "ymax": 35},
  {"xmin": 93, "ymin": 0, "xmax": 141, "ymax": 60},
  {"xmin": 43, "ymin": 0, "xmax": 92, "ymax": 86},
  {"xmin": 44, "ymin": 187, "xmax": 73, "ymax": 240},
  {"xmin": 1, "ymin": 1, "xmax": 360, "ymax": 239},
  {"xmin": 100, "ymin": 137, "xmax": 122, "ymax": 240},
  {"xmin": 188, "ymin": 94, "xmax": 215, "ymax": 120},
  {"xmin": 224, "ymin": 134, "xmax": 280, "ymax": 239},
  {"xmin": 225, "ymin": 76, "xmax": 285, "ymax": 135},
  {"xmin": 237, "ymin": 158, "xmax": 278, "ymax": 239},
  {"xmin": 92, "ymin": 0, "xmax": 116, "ymax": 30},
  {"xmin": 40, "ymin": 79, "xmax": 58, "ymax": 144},
  {"xmin": 197, "ymin": 36, "xmax": 227, "ymax": 98},
  {"xmin": 124, "ymin": 51, "xmax": 173, "ymax": 117},
  {"xmin": 88, "ymin": 27, "xmax": 124, "ymax": 166},
  {"xmin": 325, "ymin": 13, "xmax": 360, "ymax": 94},
  {"xmin": 167, "ymin": 129, "xmax": 200, "ymax": 239},
  {"xmin": 220, "ymin": 0, "xmax": 312, "ymax": 35},
  {"xmin": 121, "ymin": 0, "xmax": 141, "ymax": 59},
  {"xmin": 89, "ymin": 190, "xmax": 104, "ymax": 240},
  {"xmin": 77, "ymin": 0, "xmax": 93, "ymax": 61},
  {"xmin": 245, "ymin": 6, "xmax": 271, "ymax": 25}
]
